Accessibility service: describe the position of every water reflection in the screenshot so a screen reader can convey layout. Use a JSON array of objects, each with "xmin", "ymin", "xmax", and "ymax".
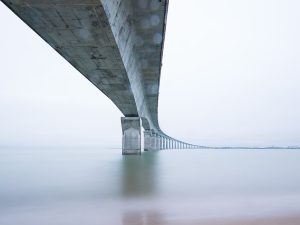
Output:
[
  {"xmin": 120, "ymin": 152, "xmax": 158, "ymax": 198},
  {"xmin": 1, "ymin": 148, "xmax": 300, "ymax": 225},
  {"xmin": 122, "ymin": 210, "xmax": 163, "ymax": 225},
  {"xmin": 120, "ymin": 152, "xmax": 164, "ymax": 224}
]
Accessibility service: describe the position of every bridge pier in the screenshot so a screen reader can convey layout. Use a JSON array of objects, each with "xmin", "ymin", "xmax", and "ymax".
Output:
[
  {"xmin": 150, "ymin": 131, "xmax": 156, "ymax": 150},
  {"xmin": 158, "ymin": 135, "xmax": 162, "ymax": 150},
  {"xmin": 157, "ymin": 135, "xmax": 161, "ymax": 150},
  {"xmin": 161, "ymin": 136, "xmax": 164, "ymax": 150},
  {"xmin": 155, "ymin": 134, "xmax": 160, "ymax": 150},
  {"xmin": 163, "ymin": 137, "xmax": 166, "ymax": 149},
  {"xmin": 121, "ymin": 117, "xmax": 142, "ymax": 155},
  {"xmin": 144, "ymin": 130, "xmax": 152, "ymax": 151}
]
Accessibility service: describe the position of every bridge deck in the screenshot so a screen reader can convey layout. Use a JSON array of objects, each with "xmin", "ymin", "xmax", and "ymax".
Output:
[
  {"xmin": 3, "ymin": 0, "xmax": 167, "ymax": 130},
  {"xmin": 2, "ymin": 0, "xmax": 200, "ymax": 151}
]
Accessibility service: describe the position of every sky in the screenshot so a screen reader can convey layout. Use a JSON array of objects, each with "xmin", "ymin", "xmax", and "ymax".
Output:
[{"xmin": 0, "ymin": 0, "xmax": 300, "ymax": 147}]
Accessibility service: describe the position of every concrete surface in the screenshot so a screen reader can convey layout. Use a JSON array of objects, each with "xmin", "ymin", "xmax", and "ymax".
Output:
[{"xmin": 2, "ymin": 0, "xmax": 201, "ymax": 153}]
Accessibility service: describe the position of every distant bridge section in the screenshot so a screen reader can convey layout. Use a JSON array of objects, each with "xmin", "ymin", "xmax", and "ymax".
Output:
[{"xmin": 2, "ymin": 0, "xmax": 201, "ymax": 154}]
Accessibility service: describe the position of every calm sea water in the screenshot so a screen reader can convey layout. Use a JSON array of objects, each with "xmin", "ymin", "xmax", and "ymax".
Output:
[{"xmin": 0, "ymin": 148, "xmax": 300, "ymax": 224}]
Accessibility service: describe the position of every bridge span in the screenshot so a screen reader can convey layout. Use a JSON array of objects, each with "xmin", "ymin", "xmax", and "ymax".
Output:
[{"xmin": 2, "ymin": 0, "xmax": 201, "ymax": 154}]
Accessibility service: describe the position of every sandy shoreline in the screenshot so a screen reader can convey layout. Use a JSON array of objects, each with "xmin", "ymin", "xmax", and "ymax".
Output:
[
  {"xmin": 163, "ymin": 216, "xmax": 300, "ymax": 225},
  {"xmin": 122, "ymin": 213, "xmax": 300, "ymax": 225}
]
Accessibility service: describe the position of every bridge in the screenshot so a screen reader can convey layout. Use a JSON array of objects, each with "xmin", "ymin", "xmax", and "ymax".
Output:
[{"xmin": 2, "ymin": 0, "xmax": 201, "ymax": 154}]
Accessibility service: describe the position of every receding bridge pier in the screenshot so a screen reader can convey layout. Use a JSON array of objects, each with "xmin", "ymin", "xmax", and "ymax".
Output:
[
  {"xmin": 121, "ymin": 117, "xmax": 142, "ymax": 155},
  {"xmin": 121, "ymin": 116, "xmax": 201, "ymax": 154},
  {"xmin": 3, "ymin": 0, "xmax": 202, "ymax": 154}
]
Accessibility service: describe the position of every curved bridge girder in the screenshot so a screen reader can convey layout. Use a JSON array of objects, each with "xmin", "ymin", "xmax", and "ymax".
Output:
[{"xmin": 2, "ymin": 0, "xmax": 201, "ymax": 153}]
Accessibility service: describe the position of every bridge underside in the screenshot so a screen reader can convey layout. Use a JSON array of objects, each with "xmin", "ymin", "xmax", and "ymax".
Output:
[{"xmin": 2, "ymin": 0, "xmax": 201, "ymax": 153}]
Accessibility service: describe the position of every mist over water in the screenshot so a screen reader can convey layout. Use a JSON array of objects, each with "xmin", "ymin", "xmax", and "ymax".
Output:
[{"xmin": 1, "ymin": 148, "xmax": 300, "ymax": 224}]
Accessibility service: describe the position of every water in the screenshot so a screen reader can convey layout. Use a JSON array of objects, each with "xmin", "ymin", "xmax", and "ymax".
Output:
[{"xmin": 1, "ymin": 148, "xmax": 300, "ymax": 224}]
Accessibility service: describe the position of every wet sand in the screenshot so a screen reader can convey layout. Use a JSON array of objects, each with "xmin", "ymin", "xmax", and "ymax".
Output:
[
  {"xmin": 123, "ymin": 214, "xmax": 300, "ymax": 225},
  {"xmin": 169, "ymin": 216, "xmax": 300, "ymax": 225},
  {"xmin": 122, "ymin": 212, "xmax": 300, "ymax": 225}
]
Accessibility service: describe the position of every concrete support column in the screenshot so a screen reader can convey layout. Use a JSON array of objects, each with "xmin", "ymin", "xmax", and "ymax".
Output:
[
  {"xmin": 153, "ymin": 133, "xmax": 157, "ymax": 150},
  {"xmin": 155, "ymin": 134, "xmax": 160, "ymax": 150},
  {"xmin": 165, "ymin": 139, "xmax": 168, "ymax": 149},
  {"xmin": 150, "ymin": 131, "xmax": 156, "ymax": 150},
  {"xmin": 159, "ymin": 136, "xmax": 162, "ymax": 150},
  {"xmin": 121, "ymin": 117, "xmax": 141, "ymax": 155},
  {"xmin": 156, "ymin": 134, "xmax": 160, "ymax": 150},
  {"xmin": 163, "ymin": 137, "xmax": 166, "ymax": 149},
  {"xmin": 144, "ymin": 130, "xmax": 151, "ymax": 151}
]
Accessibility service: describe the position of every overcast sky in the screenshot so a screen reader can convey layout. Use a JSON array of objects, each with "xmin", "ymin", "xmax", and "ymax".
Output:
[{"xmin": 0, "ymin": 0, "xmax": 300, "ymax": 147}]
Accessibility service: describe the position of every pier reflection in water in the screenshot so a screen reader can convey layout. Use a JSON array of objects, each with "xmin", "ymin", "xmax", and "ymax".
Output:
[
  {"xmin": 120, "ymin": 152, "xmax": 158, "ymax": 198},
  {"xmin": 1, "ymin": 148, "xmax": 300, "ymax": 225}
]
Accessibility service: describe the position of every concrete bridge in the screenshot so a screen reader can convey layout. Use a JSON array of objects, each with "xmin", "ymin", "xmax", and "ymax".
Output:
[{"xmin": 2, "ymin": 0, "xmax": 201, "ymax": 154}]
